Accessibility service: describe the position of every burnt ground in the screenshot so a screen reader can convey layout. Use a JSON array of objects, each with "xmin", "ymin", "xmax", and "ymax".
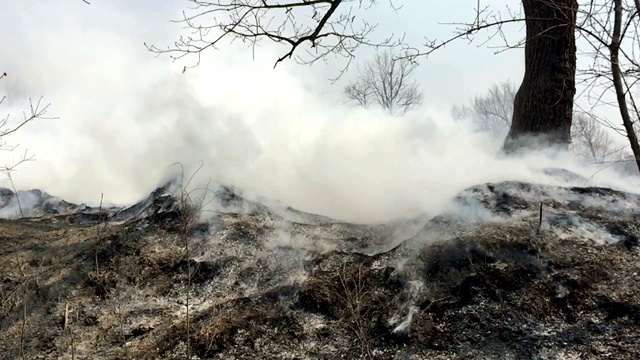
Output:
[{"xmin": 1, "ymin": 181, "xmax": 640, "ymax": 359}]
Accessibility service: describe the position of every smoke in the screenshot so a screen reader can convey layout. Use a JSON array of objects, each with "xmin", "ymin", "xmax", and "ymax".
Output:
[
  {"xmin": 1, "ymin": 1, "xmax": 638, "ymax": 224},
  {"xmin": 0, "ymin": 191, "xmax": 37, "ymax": 219}
]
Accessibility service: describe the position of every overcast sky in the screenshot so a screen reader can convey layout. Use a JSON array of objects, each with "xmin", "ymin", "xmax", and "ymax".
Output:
[{"xmin": 0, "ymin": 1, "xmax": 632, "ymax": 222}]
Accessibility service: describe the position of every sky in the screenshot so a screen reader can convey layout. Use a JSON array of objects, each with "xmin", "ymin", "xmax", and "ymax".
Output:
[{"xmin": 0, "ymin": 0, "xmax": 635, "ymax": 223}]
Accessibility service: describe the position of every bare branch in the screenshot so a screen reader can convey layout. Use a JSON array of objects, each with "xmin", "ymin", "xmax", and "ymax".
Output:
[
  {"xmin": 0, "ymin": 73, "xmax": 56, "ymax": 173},
  {"xmin": 148, "ymin": 0, "xmax": 404, "ymax": 77},
  {"xmin": 401, "ymin": 17, "xmax": 528, "ymax": 62}
]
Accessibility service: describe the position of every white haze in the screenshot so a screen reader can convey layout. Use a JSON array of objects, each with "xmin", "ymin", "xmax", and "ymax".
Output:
[{"xmin": 1, "ymin": 1, "xmax": 638, "ymax": 224}]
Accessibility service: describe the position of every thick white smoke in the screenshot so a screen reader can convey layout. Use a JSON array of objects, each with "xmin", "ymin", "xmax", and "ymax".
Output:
[{"xmin": 0, "ymin": 1, "xmax": 637, "ymax": 223}]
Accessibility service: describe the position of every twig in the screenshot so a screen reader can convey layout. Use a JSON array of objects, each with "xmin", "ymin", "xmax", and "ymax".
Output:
[
  {"xmin": 95, "ymin": 193, "xmax": 104, "ymax": 279},
  {"xmin": 33, "ymin": 256, "xmax": 45, "ymax": 288},
  {"xmin": 20, "ymin": 284, "xmax": 27, "ymax": 360},
  {"xmin": 64, "ymin": 303, "xmax": 69, "ymax": 330},
  {"xmin": 538, "ymin": 202, "xmax": 543, "ymax": 229},
  {"xmin": 423, "ymin": 296, "xmax": 452, "ymax": 311},
  {"xmin": 69, "ymin": 327, "xmax": 75, "ymax": 360},
  {"xmin": 146, "ymin": 0, "xmax": 400, "ymax": 80}
]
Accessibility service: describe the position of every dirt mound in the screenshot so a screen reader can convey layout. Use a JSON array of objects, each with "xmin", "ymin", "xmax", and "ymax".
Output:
[{"xmin": 1, "ymin": 180, "xmax": 639, "ymax": 359}]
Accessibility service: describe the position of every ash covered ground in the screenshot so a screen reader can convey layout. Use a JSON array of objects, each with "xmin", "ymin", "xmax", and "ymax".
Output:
[{"xmin": 1, "ymin": 170, "xmax": 639, "ymax": 359}]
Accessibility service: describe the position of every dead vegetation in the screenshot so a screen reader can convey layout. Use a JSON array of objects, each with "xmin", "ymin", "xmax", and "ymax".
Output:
[{"xmin": 1, "ymin": 181, "xmax": 639, "ymax": 359}]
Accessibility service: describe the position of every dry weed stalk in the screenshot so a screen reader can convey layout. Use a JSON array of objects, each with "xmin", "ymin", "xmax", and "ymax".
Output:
[
  {"xmin": 64, "ymin": 303, "xmax": 69, "ymax": 330},
  {"xmin": 20, "ymin": 283, "xmax": 27, "ymax": 360},
  {"xmin": 203, "ymin": 303, "xmax": 225, "ymax": 353},
  {"xmin": 114, "ymin": 303, "xmax": 129, "ymax": 359},
  {"xmin": 68, "ymin": 327, "xmax": 76, "ymax": 360},
  {"xmin": 171, "ymin": 161, "xmax": 217, "ymax": 360},
  {"xmin": 63, "ymin": 303, "xmax": 76, "ymax": 359},
  {"xmin": 335, "ymin": 261, "xmax": 373, "ymax": 359},
  {"xmin": 94, "ymin": 193, "xmax": 104, "ymax": 279},
  {"xmin": 528, "ymin": 202, "xmax": 544, "ymax": 240},
  {"xmin": 34, "ymin": 257, "xmax": 44, "ymax": 287},
  {"xmin": 91, "ymin": 193, "xmax": 111, "ymax": 300}
]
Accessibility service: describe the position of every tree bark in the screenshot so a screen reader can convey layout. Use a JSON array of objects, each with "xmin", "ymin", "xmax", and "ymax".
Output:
[
  {"xmin": 611, "ymin": 0, "xmax": 640, "ymax": 173},
  {"xmin": 502, "ymin": 0, "xmax": 578, "ymax": 154}
]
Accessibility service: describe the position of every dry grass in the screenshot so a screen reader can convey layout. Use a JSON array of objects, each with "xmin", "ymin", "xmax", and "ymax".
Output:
[
  {"xmin": 1, "ymin": 186, "xmax": 640, "ymax": 359},
  {"xmin": 336, "ymin": 262, "xmax": 373, "ymax": 358}
]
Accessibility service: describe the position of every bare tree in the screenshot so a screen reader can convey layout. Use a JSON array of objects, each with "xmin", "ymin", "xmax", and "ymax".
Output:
[
  {"xmin": 570, "ymin": 112, "xmax": 623, "ymax": 163},
  {"xmin": 151, "ymin": 0, "xmax": 582, "ymax": 154},
  {"xmin": 344, "ymin": 81, "xmax": 371, "ymax": 108},
  {"xmin": 345, "ymin": 50, "xmax": 422, "ymax": 115},
  {"xmin": 452, "ymin": 80, "xmax": 516, "ymax": 137}
]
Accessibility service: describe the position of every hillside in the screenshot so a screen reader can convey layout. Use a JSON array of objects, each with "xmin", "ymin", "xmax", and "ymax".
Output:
[{"xmin": 1, "ymin": 175, "xmax": 639, "ymax": 359}]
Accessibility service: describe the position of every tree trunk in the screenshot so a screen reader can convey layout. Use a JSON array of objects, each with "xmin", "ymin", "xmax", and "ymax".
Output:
[
  {"xmin": 611, "ymin": 0, "xmax": 640, "ymax": 174},
  {"xmin": 502, "ymin": 0, "xmax": 578, "ymax": 154}
]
